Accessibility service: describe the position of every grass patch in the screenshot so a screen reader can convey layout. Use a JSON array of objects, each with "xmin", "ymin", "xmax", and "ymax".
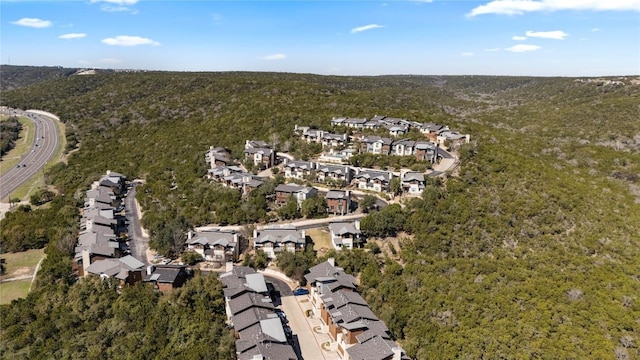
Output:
[
  {"xmin": 0, "ymin": 116, "xmax": 35, "ymax": 175},
  {"xmin": 0, "ymin": 280, "xmax": 31, "ymax": 304},
  {"xmin": 0, "ymin": 248, "xmax": 44, "ymax": 280},
  {"xmin": 307, "ymin": 227, "xmax": 332, "ymax": 251}
]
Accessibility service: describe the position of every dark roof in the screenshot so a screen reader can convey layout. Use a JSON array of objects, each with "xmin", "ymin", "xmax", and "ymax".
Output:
[
  {"xmin": 304, "ymin": 260, "xmax": 352, "ymax": 285},
  {"xmin": 228, "ymin": 292, "xmax": 274, "ymax": 315},
  {"xmin": 236, "ymin": 342, "xmax": 297, "ymax": 360},
  {"xmin": 346, "ymin": 335, "xmax": 397, "ymax": 360},
  {"xmin": 232, "ymin": 307, "xmax": 279, "ymax": 332},
  {"xmin": 326, "ymin": 190, "xmax": 349, "ymax": 199},
  {"xmin": 402, "ymin": 172, "xmax": 425, "ymax": 182},
  {"xmin": 361, "ymin": 135, "xmax": 393, "ymax": 145},
  {"xmin": 329, "ymin": 222, "xmax": 361, "ymax": 236},
  {"xmin": 143, "ymin": 265, "xmax": 186, "ymax": 284}
]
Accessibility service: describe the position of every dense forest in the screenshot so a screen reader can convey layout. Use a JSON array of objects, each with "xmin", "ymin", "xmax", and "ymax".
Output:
[
  {"xmin": 0, "ymin": 66, "xmax": 639, "ymax": 359},
  {"xmin": 0, "ymin": 116, "xmax": 22, "ymax": 157}
]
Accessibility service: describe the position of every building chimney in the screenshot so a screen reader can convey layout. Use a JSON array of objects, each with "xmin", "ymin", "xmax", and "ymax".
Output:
[
  {"xmin": 187, "ymin": 230, "xmax": 194, "ymax": 240},
  {"xmin": 147, "ymin": 265, "xmax": 155, "ymax": 275},
  {"xmin": 82, "ymin": 249, "xmax": 91, "ymax": 277},
  {"xmin": 328, "ymin": 257, "xmax": 335, "ymax": 267},
  {"xmin": 226, "ymin": 261, "xmax": 234, "ymax": 272}
]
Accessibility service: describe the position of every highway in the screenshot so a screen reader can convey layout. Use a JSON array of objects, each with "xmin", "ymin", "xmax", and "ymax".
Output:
[{"xmin": 0, "ymin": 109, "xmax": 60, "ymax": 201}]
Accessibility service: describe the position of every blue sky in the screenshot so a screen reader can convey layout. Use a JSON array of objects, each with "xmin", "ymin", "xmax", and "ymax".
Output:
[{"xmin": 2, "ymin": 0, "xmax": 639, "ymax": 76}]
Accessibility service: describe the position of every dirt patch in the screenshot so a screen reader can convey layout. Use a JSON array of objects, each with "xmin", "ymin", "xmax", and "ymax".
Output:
[{"xmin": 9, "ymin": 267, "xmax": 31, "ymax": 277}]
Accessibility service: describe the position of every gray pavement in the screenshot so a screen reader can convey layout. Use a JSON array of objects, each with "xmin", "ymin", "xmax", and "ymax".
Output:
[
  {"xmin": 0, "ymin": 109, "xmax": 60, "ymax": 201},
  {"xmin": 124, "ymin": 184, "xmax": 150, "ymax": 265},
  {"xmin": 263, "ymin": 271, "xmax": 340, "ymax": 360}
]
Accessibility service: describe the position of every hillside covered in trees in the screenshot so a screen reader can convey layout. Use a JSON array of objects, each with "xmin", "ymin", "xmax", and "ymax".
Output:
[{"xmin": 0, "ymin": 66, "xmax": 639, "ymax": 359}]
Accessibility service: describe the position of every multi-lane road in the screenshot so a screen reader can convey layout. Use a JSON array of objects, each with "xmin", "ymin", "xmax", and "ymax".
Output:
[{"xmin": 0, "ymin": 109, "xmax": 60, "ymax": 201}]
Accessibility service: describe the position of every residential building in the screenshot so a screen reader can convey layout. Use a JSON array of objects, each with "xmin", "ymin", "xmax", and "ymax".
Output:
[
  {"xmin": 304, "ymin": 259, "xmax": 409, "ymax": 360},
  {"xmin": 208, "ymin": 165, "xmax": 264, "ymax": 195},
  {"xmin": 253, "ymin": 228, "xmax": 306, "ymax": 259},
  {"xmin": 220, "ymin": 264, "xmax": 297, "ymax": 359},
  {"xmin": 353, "ymin": 169, "xmax": 394, "ymax": 193},
  {"xmin": 401, "ymin": 171, "xmax": 426, "ymax": 195},
  {"xmin": 143, "ymin": 264, "xmax": 189, "ymax": 292},
  {"xmin": 414, "ymin": 141, "xmax": 438, "ymax": 163},
  {"xmin": 436, "ymin": 130, "xmax": 471, "ymax": 147},
  {"xmin": 244, "ymin": 147, "xmax": 276, "ymax": 168},
  {"xmin": 420, "ymin": 123, "xmax": 448, "ymax": 142},
  {"xmin": 360, "ymin": 136, "xmax": 393, "ymax": 155},
  {"xmin": 75, "ymin": 172, "xmax": 128, "ymax": 277},
  {"xmin": 283, "ymin": 159, "xmax": 314, "ymax": 180},
  {"xmin": 185, "ymin": 229, "xmax": 240, "ymax": 263},
  {"xmin": 274, "ymin": 183, "xmax": 317, "ymax": 207},
  {"xmin": 205, "ymin": 146, "xmax": 232, "ymax": 167},
  {"xmin": 329, "ymin": 221, "xmax": 363, "ymax": 250},
  {"xmin": 321, "ymin": 132, "xmax": 350, "ymax": 148},
  {"xmin": 325, "ymin": 190, "xmax": 351, "ymax": 215},
  {"xmin": 316, "ymin": 163, "xmax": 353, "ymax": 186},
  {"xmin": 391, "ymin": 139, "xmax": 416, "ymax": 156},
  {"xmin": 84, "ymin": 255, "xmax": 145, "ymax": 286}
]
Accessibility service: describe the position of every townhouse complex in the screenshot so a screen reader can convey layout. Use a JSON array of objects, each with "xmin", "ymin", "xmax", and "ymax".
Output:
[
  {"xmin": 221, "ymin": 266, "xmax": 298, "ymax": 360},
  {"xmin": 73, "ymin": 171, "xmax": 189, "ymax": 292},
  {"xmin": 305, "ymin": 259, "xmax": 410, "ymax": 360}
]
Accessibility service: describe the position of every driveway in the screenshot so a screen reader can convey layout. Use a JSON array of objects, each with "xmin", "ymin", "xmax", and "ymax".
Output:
[
  {"xmin": 264, "ymin": 273, "xmax": 340, "ymax": 360},
  {"xmin": 124, "ymin": 184, "xmax": 150, "ymax": 265}
]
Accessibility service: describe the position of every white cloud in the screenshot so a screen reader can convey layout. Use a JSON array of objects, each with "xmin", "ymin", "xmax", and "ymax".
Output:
[
  {"xmin": 260, "ymin": 53, "xmax": 287, "ymax": 61},
  {"xmin": 468, "ymin": 0, "xmax": 640, "ymax": 17},
  {"xmin": 351, "ymin": 24, "xmax": 385, "ymax": 34},
  {"xmin": 591, "ymin": 27, "xmax": 602, "ymax": 32},
  {"xmin": 102, "ymin": 35, "xmax": 160, "ymax": 46},
  {"xmin": 59, "ymin": 33, "xmax": 87, "ymax": 39},
  {"xmin": 91, "ymin": 0, "xmax": 138, "ymax": 13},
  {"xmin": 505, "ymin": 44, "xmax": 541, "ymax": 52},
  {"xmin": 484, "ymin": 48, "xmax": 501, "ymax": 52},
  {"xmin": 461, "ymin": 52, "xmax": 475, "ymax": 56},
  {"xmin": 512, "ymin": 35, "xmax": 527, "ymax": 40},
  {"xmin": 91, "ymin": 0, "xmax": 138, "ymax": 5},
  {"xmin": 101, "ymin": 5, "xmax": 138, "ymax": 13},
  {"xmin": 525, "ymin": 30, "xmax": 568, "ymax": 39},
  {"xmin": 11, "ymin": 18, "xmax": 52, "ymax": 28}
]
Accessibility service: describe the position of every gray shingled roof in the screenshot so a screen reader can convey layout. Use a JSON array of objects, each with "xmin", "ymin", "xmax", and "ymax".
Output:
[
  {"xmin": 329, "ymin": 222, "xmax": 361, "ymax": 236},
  {"xmin": 232, "ymin": 307, "xmax": 279, "ymax": 332},
  {"xmin": 275, "ymin": 183, "xmax": 314, "ymax": 195},
  {"xmin": 85, "ymin": 255, "xmax": 144, "ymax": 277},
  {"xmin": 356, "ymin": 170, "xmax": 391, "ymax": 182},
  {"xmin": 284, "ymin": 160, "xmax": 313, "ymax": 170},
  {"xmin": 254, "ymin": 229, "xmax": 305, "ymax": 245},
  {"xmin": 346, "ymin": 335, "xmax": 396, "ymax": 360},
  {"xmin": 326, "ymin": 190, "xmax": 348, "ymax": 199},
  {"xmin": 236, "ymin": 342, "xmax": 297, "ymax": 360},
  {"xmin": 402, "ymin": 172, "xmax": 425, "ymax": 182},
  {"xmin": 143, "ymin": 265, "xmax": 186, "ymax": 284},
  {"xmin": 228, "ymin": 292, "xmax": 274, "ymax": 315}
]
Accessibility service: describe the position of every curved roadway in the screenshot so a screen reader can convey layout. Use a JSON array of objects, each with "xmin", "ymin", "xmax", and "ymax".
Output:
[{"xmin": 0, "ymin": 109, "xmax": 60, "ymax": 201}]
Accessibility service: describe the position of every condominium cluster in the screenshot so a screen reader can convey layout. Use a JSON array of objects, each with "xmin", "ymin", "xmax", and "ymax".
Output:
[
  {"xmin": 305, "ymin": 259, "xmax": 410, "ymax": 360},
  {"xmin": 73, "ymin": 171, "xmax": 189, "ymax": 292},
  {"xmin": 221, "ymin": 266, "xmax": 297, "ymax": 360},
  {"xmin": 73, "ymin": 171, "xmax": 129, "ymax": 278}
]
